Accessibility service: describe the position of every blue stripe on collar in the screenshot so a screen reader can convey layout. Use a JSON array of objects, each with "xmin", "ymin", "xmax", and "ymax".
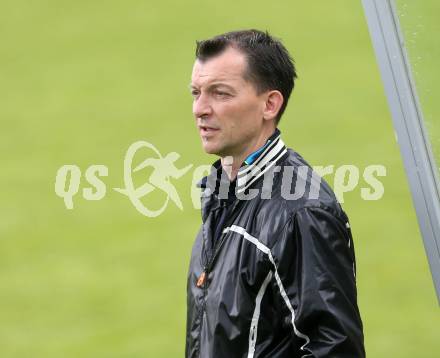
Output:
[
  {"xmin": 244, "ymin": 140, "xmax": 272, "ymax": 165},
  {"xmin": 244, "ymin": 129, "xmax": 280, "ymax": 165}
]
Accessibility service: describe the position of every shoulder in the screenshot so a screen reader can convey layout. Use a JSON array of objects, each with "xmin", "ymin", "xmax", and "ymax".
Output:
[
  {"xmin": 260, "ymin": 148, "xmax": 343, "ymax": 215},
  {"xmin": 250, "ymin": 148, "xmax": 348, "ymax": 244}
]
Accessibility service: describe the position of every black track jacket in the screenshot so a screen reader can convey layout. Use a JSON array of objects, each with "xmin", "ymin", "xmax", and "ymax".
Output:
[{"xmin": 186, "ymin": 130, "xmax": 365, "ymax": 357}]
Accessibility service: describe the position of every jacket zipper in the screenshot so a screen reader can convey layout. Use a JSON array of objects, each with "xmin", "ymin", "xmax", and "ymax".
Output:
[
  {"xmin": 198, "ymin": 198, "xmax": 238, "ymax": 288},
  {"xmin": 196, "ymin": 199, "xmax": 239, "ymax": 357}
]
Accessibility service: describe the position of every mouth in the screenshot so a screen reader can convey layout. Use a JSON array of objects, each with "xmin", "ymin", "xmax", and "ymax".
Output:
[{"xmin": 198, "ymin": 125, "xmax": 220, "ymax": 136}]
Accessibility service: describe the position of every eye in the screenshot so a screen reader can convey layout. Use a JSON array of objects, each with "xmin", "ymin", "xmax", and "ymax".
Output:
[
  {"xmin": 214, "ymin": 90, "xmax": 231, "ymax": 98},
  {"xmin": 191, "ymin": 89, "xmax": 200, "ymax": 98}
]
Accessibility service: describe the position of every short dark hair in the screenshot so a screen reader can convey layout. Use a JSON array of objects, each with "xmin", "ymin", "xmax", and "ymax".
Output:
[{"xmin": 195, "ymin": 29, "xmax": 297, "ymax": 123}]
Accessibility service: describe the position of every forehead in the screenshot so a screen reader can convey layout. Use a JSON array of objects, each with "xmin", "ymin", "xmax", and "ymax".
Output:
[{"xmin": 191, "ymin": 47, "xmax": 248, "ymax": 87}]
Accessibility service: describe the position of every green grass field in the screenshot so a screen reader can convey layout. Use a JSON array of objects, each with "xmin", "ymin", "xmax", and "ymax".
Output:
[{"xmin": 1, "ymin": 0, "xmax": 439, "ymax": 356}]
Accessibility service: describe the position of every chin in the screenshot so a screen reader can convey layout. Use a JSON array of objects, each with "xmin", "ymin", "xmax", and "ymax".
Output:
[
  {"xmin": 200, "ymin": 139, "xmax": 219, "ymax": 155},
  {"xmin": 202, "ymin": 145, "xmax": 220, "ymax": 155},
  {"xmin": 201, "ymin": 139, "xmax": 231, "ymax": 157}
]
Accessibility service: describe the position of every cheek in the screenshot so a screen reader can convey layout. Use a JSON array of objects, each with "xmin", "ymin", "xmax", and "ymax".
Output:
[
  {"xmin": 235, "ymin": 101, "xmax": 263, "ymax": 132},
  {"xmin": 217, "ymin": 97, "xmax": 262, "ymax": 125},
  {"xmin": 216, "ymin": 104, "xmax": 243, "ymax": 137}
]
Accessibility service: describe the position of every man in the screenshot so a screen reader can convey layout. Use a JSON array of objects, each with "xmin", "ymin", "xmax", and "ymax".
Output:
[{"xmin": 186, "ymin": 29, "xmax": 365, "ymax": 358}]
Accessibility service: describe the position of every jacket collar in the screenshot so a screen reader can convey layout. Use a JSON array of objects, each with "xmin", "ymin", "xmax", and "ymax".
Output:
[
  {"xmin": 197, "ymin": 128, "xmax": 288, "ymax": 196},
  {"xmin": 236, "ymin": 129, "xmax": 287, "ymax": 194}
]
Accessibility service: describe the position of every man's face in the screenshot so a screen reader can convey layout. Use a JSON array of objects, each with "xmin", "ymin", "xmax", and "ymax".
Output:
[{"xmin": 191, "ymin": 47, "xmax": 267, "ymax": 158}]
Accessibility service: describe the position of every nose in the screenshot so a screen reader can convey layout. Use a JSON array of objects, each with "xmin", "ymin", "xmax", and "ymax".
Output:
[{"xmin": 193, "ymin": 92, "xmax": 212, "ymax": 119}]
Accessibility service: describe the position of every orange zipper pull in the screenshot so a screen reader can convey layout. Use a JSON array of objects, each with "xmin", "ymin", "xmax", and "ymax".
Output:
[{"xmin": 196, "ymin": 271, "xmax": 206, "ymax": 288}]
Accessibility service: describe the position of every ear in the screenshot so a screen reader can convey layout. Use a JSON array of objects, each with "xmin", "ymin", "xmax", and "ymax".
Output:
[{"xmin": 262, "ymin": 90, "xmax": 284, "ymax": 121}]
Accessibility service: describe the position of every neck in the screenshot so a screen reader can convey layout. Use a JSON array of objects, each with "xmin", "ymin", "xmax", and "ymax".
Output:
[{"xmin": 221, "ymin": 127, "xmax": 276, "ymax": 181}]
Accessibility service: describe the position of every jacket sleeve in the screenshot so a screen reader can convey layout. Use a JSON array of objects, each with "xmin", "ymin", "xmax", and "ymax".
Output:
[{"xmin": 270, "ymin": 206, "xmax": 365, "ymax": 357}]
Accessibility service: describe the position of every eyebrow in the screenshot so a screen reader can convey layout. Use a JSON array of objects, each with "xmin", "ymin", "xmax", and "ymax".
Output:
[{"xmin": 189, "ymin": 82, "xmax": 236, "ymax": 91}]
